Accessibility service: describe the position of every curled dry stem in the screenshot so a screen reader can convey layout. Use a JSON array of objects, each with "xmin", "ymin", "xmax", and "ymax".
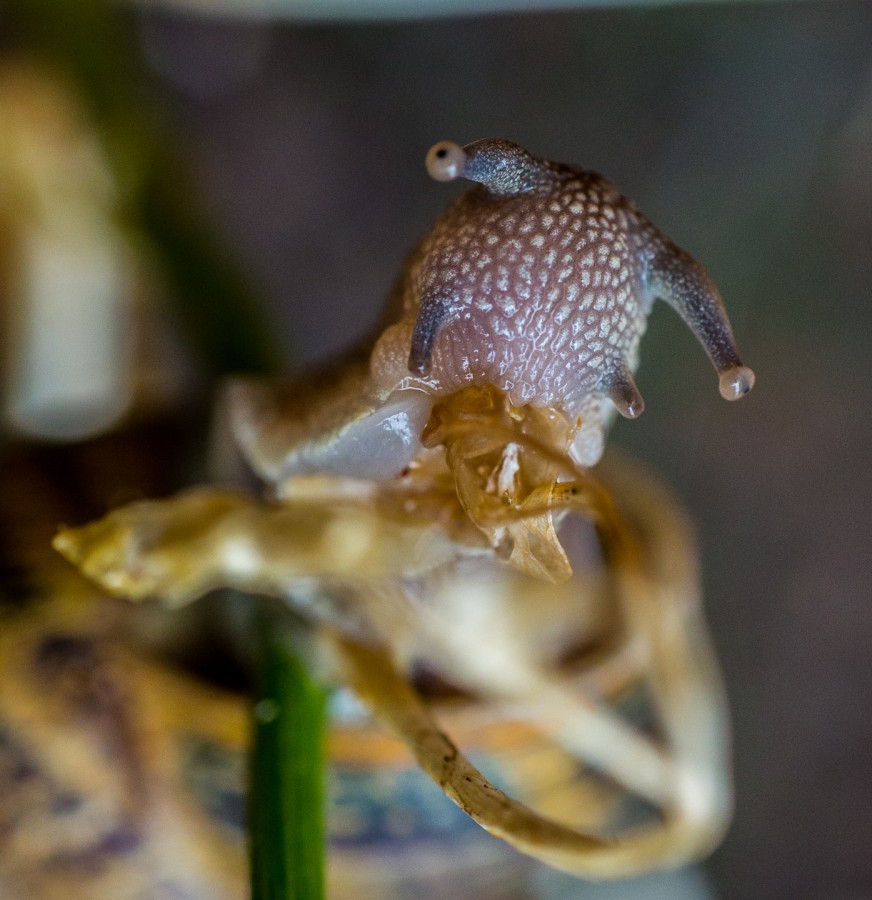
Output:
[
  {"xmin": 52, "ymin": 391, "xmax": 730, "ymax": 880},
  {"xmin": 327, "ymin": 453, "xmax": 730, "ymax": 879}
]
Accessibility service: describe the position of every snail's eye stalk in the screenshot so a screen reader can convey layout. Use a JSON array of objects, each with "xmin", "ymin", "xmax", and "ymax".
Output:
[
  {"xmin": 426, "ymin": 141, "xmax": 465, "ymax": 182},
  {"xmin": 718, "ymin": 365, "xmax": 755, "ymax": 401},
  {"xmin": 647, "ymin": 244, "xmax": 755, "ymax": 403}
]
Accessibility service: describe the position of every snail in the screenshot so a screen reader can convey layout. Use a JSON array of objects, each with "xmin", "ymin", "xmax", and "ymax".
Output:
[
  {"xmin": 231, "ymin": 138, "xmax": 754, "ymax": 486},
  {"xmin": 54, "ymin": 138, "xmax": 756, "ymax": 881}
]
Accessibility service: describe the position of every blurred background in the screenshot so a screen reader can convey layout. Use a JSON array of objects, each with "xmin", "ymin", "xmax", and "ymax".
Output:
[{"xmin": 0, "ymin": 1, "xmax": 870, "ymax": 898}]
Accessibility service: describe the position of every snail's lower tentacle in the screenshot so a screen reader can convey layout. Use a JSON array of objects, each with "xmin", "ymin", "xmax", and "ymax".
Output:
[
  {"xmin": 601, "ymin": 362, "xmax": 645, "ymax": 420},
  {"xmin": 408, "ymin": 292, "xmax": 453, "ymax": 375}
]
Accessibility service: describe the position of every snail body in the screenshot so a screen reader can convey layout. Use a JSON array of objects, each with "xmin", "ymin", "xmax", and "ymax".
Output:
[{"xmin": 233, "ymin": 139, "xmax": 754, "ymax": 482}]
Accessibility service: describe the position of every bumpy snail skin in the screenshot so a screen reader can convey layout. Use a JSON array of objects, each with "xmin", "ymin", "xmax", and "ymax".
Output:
[{"xmin": 371, "ymin": 138, "xmax": 753, "ymax": 465}]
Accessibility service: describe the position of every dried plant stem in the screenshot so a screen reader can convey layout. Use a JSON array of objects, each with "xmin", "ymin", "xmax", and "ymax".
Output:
[{"xmin": 327, "ymin": 451, "xmax": 730, "ymax": 879}]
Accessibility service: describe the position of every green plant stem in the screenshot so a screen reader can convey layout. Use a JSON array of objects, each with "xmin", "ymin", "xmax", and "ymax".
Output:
[{"xmin": 250, "ymin": 608, "xmax": 327, "ymax": 900}]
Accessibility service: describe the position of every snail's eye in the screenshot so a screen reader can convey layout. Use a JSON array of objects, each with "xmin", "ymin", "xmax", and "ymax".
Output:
[{"xmin": 425, "ymin": 141, "xmax": 465, "ymax": 182}]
